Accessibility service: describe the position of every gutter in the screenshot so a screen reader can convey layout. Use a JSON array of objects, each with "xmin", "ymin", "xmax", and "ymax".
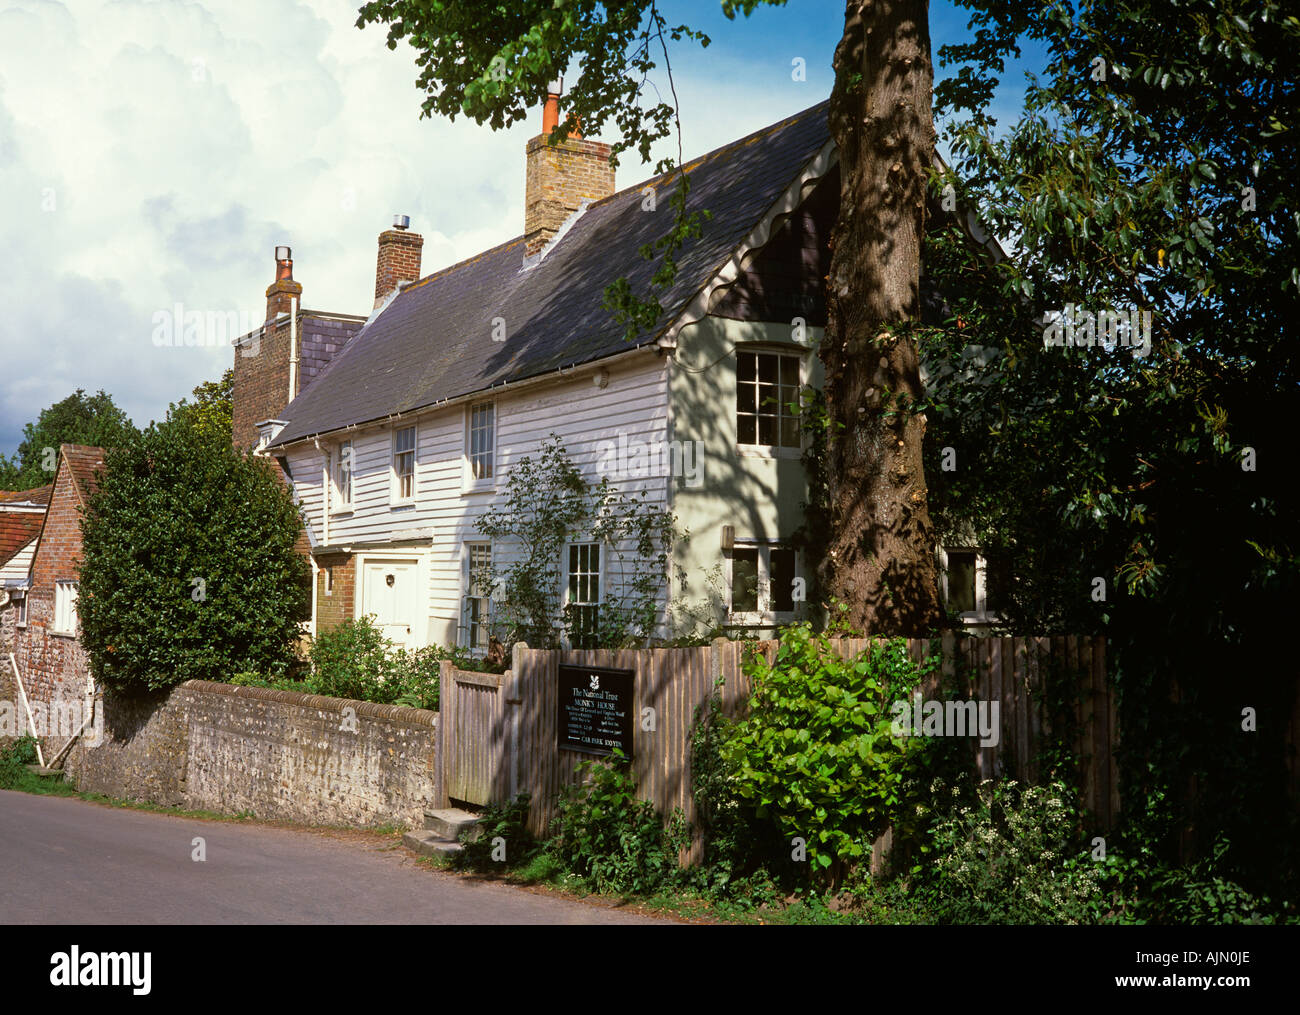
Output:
[{"xmin": 269, "ymin": 341, "xmax": 664, "ymax": 452}]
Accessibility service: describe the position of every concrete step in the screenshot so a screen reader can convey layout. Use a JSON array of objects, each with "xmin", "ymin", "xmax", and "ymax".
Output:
[
  {"xmin": 424, "ymin": 807, "xmax": 482, "ymax": 842},
  {"xmin": 402, "ymin": 829, "xmax": 464, "ymax": 858}
]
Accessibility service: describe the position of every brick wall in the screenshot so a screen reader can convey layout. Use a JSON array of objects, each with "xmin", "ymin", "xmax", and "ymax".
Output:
[
  {"xmin": 64, "ymin": 681, "xmax": 439, "ymax": 828},
  {"xmin": 12, "ymin": 455, "xmax": 94, "ymax": 755},
  {"xmin": 315, "ymin": 552, "xmax": 355, "ymax": 634},
  {"xmin": 232, "ymin": 318, "xmax": 292, "ymax": 451},
  {"xmin": 524, "ymin": 134, "xmax": 615, "ymax": 256}
]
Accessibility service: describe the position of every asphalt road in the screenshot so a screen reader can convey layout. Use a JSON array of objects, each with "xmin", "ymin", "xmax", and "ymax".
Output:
[{"xmin": 0, "ymin": 791, "xmax": 674, "ymax": 925}]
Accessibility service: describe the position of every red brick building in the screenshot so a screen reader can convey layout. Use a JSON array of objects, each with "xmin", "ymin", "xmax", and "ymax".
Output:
[{"xmin": 1, "ymin": 446, "xmax": 103, "ymax": 755}]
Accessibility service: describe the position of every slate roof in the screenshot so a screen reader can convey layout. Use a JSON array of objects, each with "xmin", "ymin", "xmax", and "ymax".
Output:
[{"xmin": 270, "ymin": 99, "xmax": 833, "ymax": 447}]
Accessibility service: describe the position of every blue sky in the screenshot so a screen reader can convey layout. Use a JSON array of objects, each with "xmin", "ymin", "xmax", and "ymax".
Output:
[{"xmin": 0, "ymin": 0, "xmax": 1045, "ymax": 462}]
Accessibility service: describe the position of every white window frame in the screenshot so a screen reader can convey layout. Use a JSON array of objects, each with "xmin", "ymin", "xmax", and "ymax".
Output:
[
  {"xmin": 463, "ymin": 401, "xmax": 496, "ymax": 493},
  {"xmin": 562, "ymin": 541, "xmax": 603, "ymax": 648},
  {"xmin": 15, "ymin": 590, "xmax": 27, "ymax": 628},
  {"xmin": 461, "ymin": 542, "xmax": 494, "ymax": 654},
  {"xmin": 726, "ymin": 542, "xmax": 801, "ymax": 626},
  {"xmin": 391, "ymin": 424, "xmax": 417, "ymax": 505},
  {"xmin": 331, "ymin": 439, "xmax": 353, "ymax": 513},
  {"xmin": 53, "ymin": 580, "xmax": 79, "ymax": 636},
  {"xmin": 939, "ymin": 546, "xmax": 1005, "ymax": 626},
  {"xmin": 735, "ymin": 348, "xmax": 804, "ymax": 459}
]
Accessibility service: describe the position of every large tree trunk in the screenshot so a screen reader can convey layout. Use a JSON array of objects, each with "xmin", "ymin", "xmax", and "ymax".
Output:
[{"xmin": 819, "ymin": 0, "xmax": 943, "ymax": 634}]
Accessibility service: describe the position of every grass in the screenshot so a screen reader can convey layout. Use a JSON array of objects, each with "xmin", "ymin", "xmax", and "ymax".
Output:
[{"xmin": 1, "ymin": 764, "xmax": 412, "ymax": 837}]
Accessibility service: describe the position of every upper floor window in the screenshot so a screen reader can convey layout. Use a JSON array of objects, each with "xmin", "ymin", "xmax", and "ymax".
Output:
[
  {"xmin": 332, "ymin": 440, "xmax": 353, "ymax": 511},
  {"xmin": 16, "ymin": 592, "xmax": 27, "ymax": 628},
  {"xmin": 469, "ymin": 402, "xmax": 495, "ymax": 481},
  {"xmin": 564, "ymin": 543, "xmax": 601, "ymax": 649},
  {"xmin": 728, "ymin": 543, "xmax": 800, "ymax": 622},
  {"xmin": 53, "ymin": 581, "xmax": 78, "ymax": 635},
  {"xmin": 393, "ymin": 425, "xmax": 416, "ymax": 502},
  {"xmin": 941, "ymin": 547, "xmax": 1009, "ymax": 624},
  {"xmin": 737, "ymin": 350, "xmax": 800, "ymax": 449}
]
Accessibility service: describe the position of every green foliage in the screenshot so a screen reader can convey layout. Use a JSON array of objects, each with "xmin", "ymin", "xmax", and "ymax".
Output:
[
  {"xmin": 78, "ymin": 409, "xmax": 310, "ymax": 693},
  {"xmin": 168, "ymin": 369, "xmax": 233, "ymax": 444},
  {"xmin": 453, "ymin": 793, "xmax": 536, "ymax": 871},
  {"xmin": 0, "ymin": 389, "xmax": 137, "ymax": 491},
  {"xmin": 721, "ymin": 626, "xmax": 937, "ymax": 876},
  {"xmin": 476, "ymin": 435, "xmax": 678, "ymax": 649},
  {"xmin": 921, "ymin": 0, "xmax": 1299, "ymax": 898},
  {"xmin": 306, "ymin": 616, "xmax": 441, "ymax": 710},
  {"xmin": 913, "ymin": 778, "xmax": 1105, "ymax": 925},
  {"xmin": 548, "ymin": 751, "xmax": 690, "ymax": 895},
  {"xmin": 0, "ymin": 735, "xmax": 40, "ymax": 790}
]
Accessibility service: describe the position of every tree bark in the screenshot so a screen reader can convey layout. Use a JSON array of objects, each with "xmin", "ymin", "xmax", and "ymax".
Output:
[{"xmin": 819, "ymin": 0, "xmax": 943, "ymax": 634}]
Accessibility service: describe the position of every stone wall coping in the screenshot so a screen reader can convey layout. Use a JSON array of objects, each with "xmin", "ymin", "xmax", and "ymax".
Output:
[{"xmin": 180, "ymin": 679, "xmax": 438, "ymax": 727}]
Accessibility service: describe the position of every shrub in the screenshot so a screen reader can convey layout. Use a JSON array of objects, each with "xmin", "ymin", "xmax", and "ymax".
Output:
[
  {"xmin": 548, "ymin": 752, "xmax": 690, "ymax": 895},
  {"xmin": 720, "ymin": 625, "xmax": 936, "ymax": 878},
  {"xmin": 453, "ymin": 793, "xmax": 536, "ymax": 871},
  {"xmin": 914, "ymin": 778, "xmax": 1105, "ymax": 925},
  {"xmin": 0, "ymin": 735, "xmax": 39, "ymax": 789},
  {"xmin": 78, "ymin": 411, "xmax": 310, "ymax": 692},
  {"xmin": 305, "ymin": 617, "xmax": 442, "ymax": 709}
]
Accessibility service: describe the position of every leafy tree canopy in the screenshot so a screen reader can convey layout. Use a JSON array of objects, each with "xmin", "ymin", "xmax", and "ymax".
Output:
[
  {"xmin": 0, "ymin": 389, "xmax": 137, "ymax": 491},
  {"xmin": 78, "ymin": 403, "xmax": 310, "ymax": 693}
]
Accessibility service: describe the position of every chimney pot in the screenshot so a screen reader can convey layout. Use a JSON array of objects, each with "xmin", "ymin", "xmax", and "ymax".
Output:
[
  {"xmin": 393, "ymin": 214, "xmax": 410, "ymax": 231},
  {"xmin": 266, "ymin": 245, "xmax": 302, "ymax": 320},
  {"xmin": 275, "ymin": 246, "xmax": 293, "ymax": 280}
]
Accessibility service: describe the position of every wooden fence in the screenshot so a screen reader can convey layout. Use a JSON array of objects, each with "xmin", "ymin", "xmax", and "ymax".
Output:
[{"xmin": 434, "ymin": 634, "xmax": 1115, "ymax": 843}]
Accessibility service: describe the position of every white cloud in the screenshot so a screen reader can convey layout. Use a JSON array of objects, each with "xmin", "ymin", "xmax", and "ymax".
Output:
[{"xmin": 0, "ymin": 0, "xmax": 841, "ymax": 456}]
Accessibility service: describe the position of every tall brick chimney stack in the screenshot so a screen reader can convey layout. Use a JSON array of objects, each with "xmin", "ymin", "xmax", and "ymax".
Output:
[
  {"xmin": 524, "ymin": 79, "xmax": 615, "ymax": 258},
  {"xmin": 374, "ymin": 215, "xmax": 424, "ymax": 308},
  {"xmin": 265, "ymin": 245, "xmax": 302, "ymax": 321}
]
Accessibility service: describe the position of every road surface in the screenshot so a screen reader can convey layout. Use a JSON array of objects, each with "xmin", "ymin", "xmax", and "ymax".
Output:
[{"xmin": 0, "ymin": 790, "xmax": 674, "ymax": 925}]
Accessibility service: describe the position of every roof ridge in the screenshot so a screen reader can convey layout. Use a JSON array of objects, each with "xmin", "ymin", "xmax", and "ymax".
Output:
[{"xmin": 392, "ymin": 98, "xmax": 831, "ymax": 299}]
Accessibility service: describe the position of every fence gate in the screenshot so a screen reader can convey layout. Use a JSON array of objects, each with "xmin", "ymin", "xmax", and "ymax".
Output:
[{"xmin": 441, "ymin": 664, "xmax": 512, "ymax": 808}]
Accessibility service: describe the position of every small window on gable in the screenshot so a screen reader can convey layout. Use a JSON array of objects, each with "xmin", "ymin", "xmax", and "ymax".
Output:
[
  {"xmin": 737, "ymin": 350, "xmax": 801, "ymax": 449},
  {"xmin": 393, "ymin": 426, "xmax": 416, "ymax": 502},
  {"xmin": 469, "ymin": 402, "xmax": 495, "ymax": 481},
  {"xmin": 53, "ymin": 581, "xmax": 78, "ymax": 635}
]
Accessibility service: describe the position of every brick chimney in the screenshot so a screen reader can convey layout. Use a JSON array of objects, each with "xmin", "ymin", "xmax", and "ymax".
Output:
[
  {"xmin": 374, "ymin": 215, "xmax": 424, "ymax": 308},
  {"xmin": 524, "ymin": 80, "xmax": 615, "ymax": 257},
  {"xmin": 265, "ymin": 245, "xmax": 302, "ymax": 321}
]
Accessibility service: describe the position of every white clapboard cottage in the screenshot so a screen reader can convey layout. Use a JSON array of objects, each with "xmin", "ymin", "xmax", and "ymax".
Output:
[{"xmin": 233, "ymin": 90, "xmax": 1003, "ymax": 652}]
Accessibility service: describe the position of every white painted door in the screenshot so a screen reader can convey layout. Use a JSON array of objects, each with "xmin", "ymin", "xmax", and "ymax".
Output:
[{"xmin": 361, "ymin": 560, "xmax": 420, "ymax": 650}]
